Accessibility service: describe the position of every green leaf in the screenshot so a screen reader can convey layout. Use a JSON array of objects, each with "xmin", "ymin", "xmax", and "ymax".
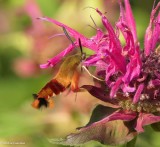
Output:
[
  {"xmin": 49, "ymin": 120, "xmax": 137, "ymax": 146},
  {"xmin": 126, "ymin": 136, "xmax": 137, "ymax": 147},
  {"xmin": 78, "ymin": 105, "xmax": 117, "ymax": 129},
  {"xmin": 49, "ymin": 105, "xmax": 137, "ymax": 146},
  {"xmin": 151, "ymin": 122, "xmax": 160, "ymax": 132}
]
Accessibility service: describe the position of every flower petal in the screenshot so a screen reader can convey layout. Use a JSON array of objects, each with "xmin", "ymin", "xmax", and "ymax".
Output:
[
  {"xmin": 122, "ymin": 49, "xmax": 141, "ymax": 85},
  {"xmin": 38, "ymin": 17, "xmax": 101, "ymax": 68},
  {"xmin": 152, "ymin": 12, "xmax": 160, "ymax": 50},
  {"xmin": 38, "ymin": 17, "xmax": 100, "ymax": 50},
  {"xmin": 110, "ymin": 77, "xmax": 122, "ymax": 98},
  {"xmin": 133, "ymin": 83, "xmax": 144, "ymax": 103},
  {"xmin": 124, "ymin": 0, "xmax": 137, "ymax": 42},
  {"xmin": 84, "ymin": 54, "xmax": 102, "ymax": 66},
  {"xmin": 40, "ymin": 44, "xmax": 75, "ymax": 68},
  {"xmin": 38, "ymin": 17, "xmax": 85, "ymax": 40},
  {"xmin": 144, "ymin": 2, "xmax": 160, "ymax": 56},
  {"xmin": 135, "ymin": 113, "xmax": 160, "ymax": 133},
  {"xmin": 96, "ymin": 9, "xmax": 126, "ymax": 73},
  {"xmin": 81, "ymin": 85, "xmax": 118, "ymax": 106}
]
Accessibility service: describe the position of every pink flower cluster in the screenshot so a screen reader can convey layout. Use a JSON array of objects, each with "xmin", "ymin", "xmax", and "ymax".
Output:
[{"xmin": 37, "ymin": 0, "xmax": 160, "ymax": 145}]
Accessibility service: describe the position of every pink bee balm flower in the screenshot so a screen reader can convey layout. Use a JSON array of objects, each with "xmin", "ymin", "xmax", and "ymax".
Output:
[{"xmin": 37, "ymin": 0, "xmax": 160, "ymax": 146}]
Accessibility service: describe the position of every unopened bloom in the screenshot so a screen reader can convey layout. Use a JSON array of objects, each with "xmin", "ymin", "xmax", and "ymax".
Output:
[{"xmin": 38, "ymin": 0, "xmax": 160, "ymax": 146}]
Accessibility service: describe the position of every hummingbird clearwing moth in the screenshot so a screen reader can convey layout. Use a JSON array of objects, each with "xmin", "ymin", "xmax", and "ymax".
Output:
[{"xmin": 32, "ymin": 27, "xmax": 86, "ymax": 109}]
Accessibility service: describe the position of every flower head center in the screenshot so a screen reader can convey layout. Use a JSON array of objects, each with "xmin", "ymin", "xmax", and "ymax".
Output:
[
  {"xmin": 142, "ymin": 52, "xmax": 160, "ymax": 79},
  {"xmin": 118, "ymin": 98, "xmax": 160, "ymax": 113}
]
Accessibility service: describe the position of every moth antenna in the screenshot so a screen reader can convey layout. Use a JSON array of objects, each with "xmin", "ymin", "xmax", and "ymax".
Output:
[
  {"xmin": 83, "ymin": 6, "xmax": 97, "ymax": 11},
  {"xmin": 48, "ymin": 33, "xmax": 65, "ymax": 40},
  {"xmin": 78, "ymin": 38, "xmax": 86, "ymax": 61},
  {"xmin": 88, "ymin": 25, "xmax": 97, "ymax": 31},
  {"xmin": 63, "ymin": 27, "xmax": 76, "ymax": 48},
  {"xmin": 78, "ymin": 38, "xmax": 83, "ymax": 54},
  {"xmin": 90, "ymin": 15, "xmax": 97, "ymax": 28},
  {"xmin": 63, "ymin": 27, "xmax": 86, "ymax": 60},
  {"xmin": 82, "ymin": 65, "xmax": 104, "ymax": 81}
]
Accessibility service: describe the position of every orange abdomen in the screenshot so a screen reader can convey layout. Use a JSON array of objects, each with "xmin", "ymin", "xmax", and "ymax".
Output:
[
  {"xmin": 38, "ymin": 79, "xmax": 65, "ymax": 99},
  {"xmin": 32, "ymin": 79, "xmax": 65, "ymax": 109}
]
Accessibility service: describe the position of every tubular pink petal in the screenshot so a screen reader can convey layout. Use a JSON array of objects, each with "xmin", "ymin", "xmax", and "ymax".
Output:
[
  {"xmin": 124, "ymin": 0, "xmax": 137, "ymax": 42},
  {"xmin": 122, "ymin": 84, "xmax": 135, "ymax": 93},
  {"xmin": 122, "ymin": 57, "xmax": 141, "ymax": 84},
  {"xmin": 40, "ymin": 44, "xmax": 75, "ymax": 68},
  {"xmin": 105, "ymin": 63, "xmax": 116, "ymax": 82},
  {"xmin": 144, "ymin": 26, "xmax": 153, "ymax": 56},
  {"xmin": 38, "ymin": 17, "xmax": 98, "ymax": 51},
  {"xmin": 136, "ymin": 113, "xmax": 160, "ymax": 133},
  {"xmin": 110, "ymin": 77, "xmax": 123, "ymax": 98},
  {"xmin": 40, "ymin": 62, "xmax": 51, "ymax": 69},
  {"xmin": 81, "ymin": 110, "xmax": 136, "ymax": 131},
  {"xmin": 38, "ymin": 17, "xmax": 85, "ymax": 40},
  {"xmin": 144, "ymin": 2, "xmax": 160, "ymax": 56},
  {"xmin": 133, "ymin": 83, "xmax": 144, "ymax": 104},
  {"xmin": 151, "ymin": 12, "xmax": 160, "ymax": 50},
  {"xmin": 96, "ymin": 8, "xmax": 126, "ymax": 74},
  {"xmin": 84, "ymin": 55, "xmax": 102, "ymax": 66}
]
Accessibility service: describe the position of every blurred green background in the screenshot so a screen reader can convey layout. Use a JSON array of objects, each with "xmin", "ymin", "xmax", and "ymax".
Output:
[{"xmin": 0, "ymin": 0, "xmax": 160, "ymax": 147}]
